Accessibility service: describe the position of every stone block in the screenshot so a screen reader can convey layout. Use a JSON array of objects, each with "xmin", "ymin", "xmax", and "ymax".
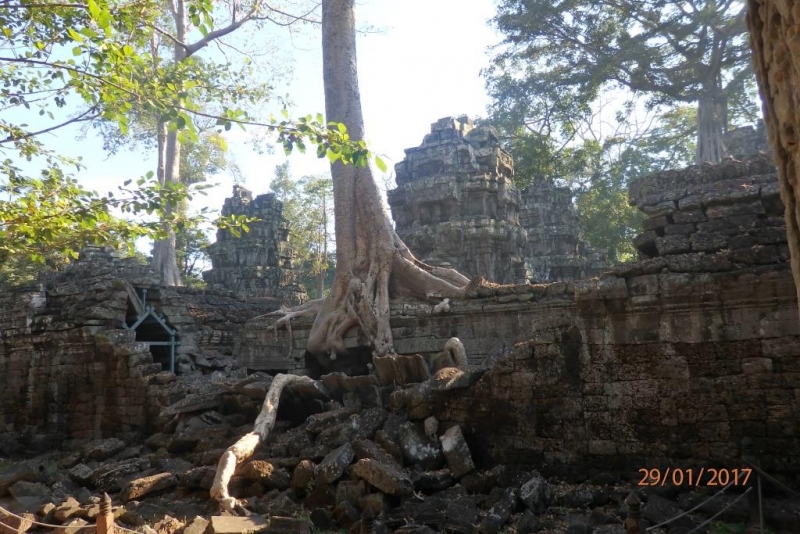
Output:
[
  {"xmin": 705, "ymin": 200, "xmax": 765, "ymax": 218},
  {"xmin": 54, "ymin": 518, "xmax": 88, "ymax": 534},
  {"xmin": 641, "ymin": 200, "xmax": 677, "ymax": 217},
  {"xmin": 596, "ymin": 277, "xmax": 628, "ymax": 299},
  {"xmin": 68, "ymin": 464, "xmax": 94, "ymax": 487},
  {"xmin": 478, "ymin": 487, "xmax": 517, "ymax": 534},
  {"xmin": 0, "ymin": 512, "xmax": 34, "ymax": 533},
  {"xmin": 209, "ymin": 515, "xmax": 269, "ymax": 534},
  {"xmin": 119, "ymin": 472, "xmax": 177, "ymax": 502},
  {"xmin": 691, "ymin": 232, "xmax": 729, "ymax": 252},
  {"xmin": 241, "ymin": 461, "xmax": 291, "ymax": 490},
  {"xmin": 587, "ymin": 440, "xmax": 617, "ymax": 455},
  {"xmin": 82, "ymin": 438, "xmax": 126, "ymax": 461},
  {"xmin": 656, "ymin": 235, "xmax": 691, "ymax": 255},
  {"xmin": 742, "ymin": 358, "xmax": 773, "ymax": 374},
  {"xmin": 439, "ymin": 425, "xmax": 475, "ymax": 478},
  {"xmin": 642, "ymin": 215, "xmax": 669, "ymax": 230},
  {"xmin": 664, "ymin": 223, "xmax": 696, "ymax": 235},
  {"xmin": 518, "ymin": 471, "xmax": 551, "ymax": 514},
  {"xmin": 399, "ymin": 422, "xmax": 443, "ymax": 470},
  {"xmin": 627, "ymin": 275, "xmax": 659, "ymax": 296},
  {"xmin": 315, "ymin": 443, "xmax": 354, "ymax": 485},
  {"xmin": 350, "ymin": 459, "xmax": 413, "ymax": 497},
  {"xmin": 673, "ymin": 209, "xmax": 706, "ymax": 223}
]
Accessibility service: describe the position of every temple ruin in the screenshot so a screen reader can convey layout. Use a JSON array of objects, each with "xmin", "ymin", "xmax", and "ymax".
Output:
[
  {"xmin": 0, "ymin": 118, "xmax": 798, "ymax": 533},
  {"xmin": 388, "ymin": 116, "xmax": 608, "ymax": 284},
  {"xmin": 203, "ymin": 185, "xmax": 307, "ymax": 305},
  {"xmin": 388, "ymin": 117, "xmax": 528, "ymax": 284}
]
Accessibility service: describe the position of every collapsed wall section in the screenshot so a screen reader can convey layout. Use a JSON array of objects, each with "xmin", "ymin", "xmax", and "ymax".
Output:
[
  {"xmin": 0, "ymin": 271, "xmax": 162, "ymax": 444},
  {"xmin": 0, "ymin": 247, "xmax": 283, "ymax": 443}
]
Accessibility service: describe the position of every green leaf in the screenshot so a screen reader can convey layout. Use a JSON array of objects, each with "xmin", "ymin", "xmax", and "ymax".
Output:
[
  {"xmin": 87, "ymin": 0, "xmax": 100, "ymax": 21},
  {"xmin": 375, "ymin": 156, "xmax": 387, "ymax": 173},
  {"xmin": 67, "ymin": 28, "xmax": 84, "ymax": 42}
]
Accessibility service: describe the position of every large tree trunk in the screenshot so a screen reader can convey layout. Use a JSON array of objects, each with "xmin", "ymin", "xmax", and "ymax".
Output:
[
  {"xmin": 696, "ymin": 91, "xmax": 727, "ymax": 164},
  {"xmin": 150, "ymin": 0, "xmax": 187, "ymax": 286},
  {"xmin": 747, "ymin": 0, "xmax": 800, "ymax": 305},
  {"xmin": 151, "ymin": 127, "xmax": 183, "ymax": 286},
  {"xmin": 272, "ymin": 0, "xmax": 469, "ymax": 362}
]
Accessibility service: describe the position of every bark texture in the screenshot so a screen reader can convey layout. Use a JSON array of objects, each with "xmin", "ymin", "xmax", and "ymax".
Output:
[
  {"xmin": 696, "ymin": 91, "xmax": 727, "ymax": 164},
  {"xmin": 747, "ymin": 0, "xmax": 800, "ymax": 304},
  {"xmin": 289, "ymin": 0, "xmax": 468, "ymax": 360}
]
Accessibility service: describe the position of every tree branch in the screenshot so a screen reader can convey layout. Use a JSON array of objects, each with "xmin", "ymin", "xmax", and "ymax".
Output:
[
  {"xmin": 184, "ymin": 19, "xmax": 246, "ymax": 56},
  {"xmin": 0, "ymin": 3, "xmax": 86, "ymax": 8},
  {"xmin": 0, "ymin": 56, "xmax": 140, "ymax": 99},
  {"xmin": 147, "ymin": 24, "xmax": 187, "ymax": 50}
]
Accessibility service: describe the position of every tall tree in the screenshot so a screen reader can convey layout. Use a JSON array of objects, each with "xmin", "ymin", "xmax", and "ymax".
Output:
[
  {"xmin": 270, "ymin": 0, "xmax": 469, "ymax": 361},
  {"xmin": 211, "ymin": 0, "xmax": 473, "ymax": 510},
  {"xmin": 142, "ymin": 0, "xmax": 317, "ymax": 286},
  {"xmin": 300, "ymin": 174, "xmax": 334, "ymax": 298},
  {"xmin": 270, "ymin": 164, "xmax": 335, "ymax": 298},
  {"xmin": 488, "ymin": 0, "xmax": 757, "ymax": 164},
  {"xmin": 748, "ymin": 0, "xmax": 800, "ymax": 306}
]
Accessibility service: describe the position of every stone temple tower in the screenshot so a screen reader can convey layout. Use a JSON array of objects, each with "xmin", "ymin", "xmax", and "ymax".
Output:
[
  {"xmin": 387, "ymin": 116, "xmax": 528, "ymax": 284},
  {"xmin": 203, "ymin": 185, "xmax": 307, "ymax": 304}
]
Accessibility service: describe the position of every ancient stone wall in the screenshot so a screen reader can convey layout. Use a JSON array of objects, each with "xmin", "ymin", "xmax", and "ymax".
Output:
[
  {"xmin": 0, "ymin": 247, "xmax": 282, "ymax": 442},
  {"xmin": 203, "ymin": 185, "xmax": 307, "ymax": 304},
  {"xmin": 239, "ymin": 154, "xmax": 800, "ymax": 477},
  {"xmin": 724, "ymin": 121, "xmax": 770, "ymax": 160},
  {"xmin": 0, "ymin": 269, "xmax": 162, "ymax": 443},
  {"xmin": 388, "ymin": 117, "xmax": 528, "ymax": 284},
  {"xmin": 629, "ymin": 154, "xmax": 786, "ymax": 267},
  {"xmin": 519, "ymin": 180, "xmax": 607, "ymax": 282}
]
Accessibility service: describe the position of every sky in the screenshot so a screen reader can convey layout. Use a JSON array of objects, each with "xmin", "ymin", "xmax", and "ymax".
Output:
[{"xmin": 39, "ymin": 0, "xmax": 502, "ymax": 222}]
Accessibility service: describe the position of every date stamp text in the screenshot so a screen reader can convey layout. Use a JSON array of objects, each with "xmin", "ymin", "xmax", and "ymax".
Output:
[{"xmin": 638, "ymin": 468, "xmax": 751, "ymax": 487}]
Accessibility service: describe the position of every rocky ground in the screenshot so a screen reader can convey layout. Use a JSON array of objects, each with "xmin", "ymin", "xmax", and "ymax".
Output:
[{"xmin": 1, "ymin": 369, "xmax": 798, "ymax": 534}]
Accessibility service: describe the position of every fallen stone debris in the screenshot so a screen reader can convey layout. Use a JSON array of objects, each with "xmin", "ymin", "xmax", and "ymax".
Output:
[{"xmin": 2, "ymin": 361, "xmax": 799, "ymax": 534}]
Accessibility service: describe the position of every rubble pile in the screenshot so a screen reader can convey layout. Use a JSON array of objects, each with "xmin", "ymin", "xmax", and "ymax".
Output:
[{"xmin": 3, "ymin": 357, "xmax": 799, "ymax": 534}]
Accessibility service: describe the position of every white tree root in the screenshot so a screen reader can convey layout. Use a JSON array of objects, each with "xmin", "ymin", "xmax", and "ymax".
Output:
[
  {"xmin": 210, "ymin": 374, "xmax": 316, "ymax": 512},
  {"xmin": 445, "ymin": 337, "xmax": 467, "ymax": 368}
]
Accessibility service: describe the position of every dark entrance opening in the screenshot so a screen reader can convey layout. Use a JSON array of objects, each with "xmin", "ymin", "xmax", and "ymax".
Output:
[{"xmin": 125, "ymin": 288, "xmax": 179, "ymax": 373}]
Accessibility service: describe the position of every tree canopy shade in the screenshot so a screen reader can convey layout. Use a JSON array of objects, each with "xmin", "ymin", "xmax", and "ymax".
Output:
[{"xmin": 488, "ymin": 0, "xmax": 757, "ymax": 165}]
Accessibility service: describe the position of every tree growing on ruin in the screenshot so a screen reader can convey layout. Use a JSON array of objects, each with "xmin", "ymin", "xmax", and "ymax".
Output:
[
  {"xmin": 488, "ymin": 0, "xmax": 757, "ymax": 165},
  {"xmin": 747, "ymin": 0, "xmax": 800, "ymax": 306},
  {"xmin": 270, "ymin": 0, "xmax": 471, "ymax": 361}
]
